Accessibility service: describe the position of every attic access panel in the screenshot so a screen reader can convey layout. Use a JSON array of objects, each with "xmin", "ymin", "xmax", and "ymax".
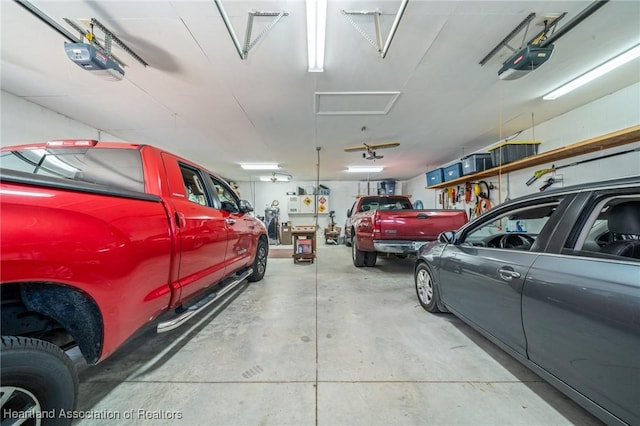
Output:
[{"xmin": 315, "ymin": 91, "xmax": 400, "ymax": 115}]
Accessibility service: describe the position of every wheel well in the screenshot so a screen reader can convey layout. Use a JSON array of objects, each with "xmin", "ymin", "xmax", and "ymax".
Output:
[{"xmin": 1, "ymin": 282, "xmax": 104, "ymax": 364}]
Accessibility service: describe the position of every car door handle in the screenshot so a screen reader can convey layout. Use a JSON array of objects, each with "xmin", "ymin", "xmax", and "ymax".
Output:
[
  {"xmin": 498, "ymin": 268, "xmax": 521, "ymax": 280},
  {"xmin": 416, "ymin": 213, "xmax": 428, "ymax": 219},
  {"xmin": 226, "ymin": 218, "xmax": 236, "ymax": 225}
]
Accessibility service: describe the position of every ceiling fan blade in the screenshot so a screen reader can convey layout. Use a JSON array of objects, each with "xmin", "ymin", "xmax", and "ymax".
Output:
[
  {"xmin": 344, "ymin": 142, "xmax": 399, "ymax": 152},
  {"xmin": 367, "ymin": 141, "xmax": 400, "ymax": 150},
  {"xmin": 344, "ymin": 145, "xmax": 368, "ymax": 152}
]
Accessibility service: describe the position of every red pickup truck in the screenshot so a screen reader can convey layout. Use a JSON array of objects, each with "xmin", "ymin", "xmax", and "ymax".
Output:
[
  {"xmin": 0, "ymin": 140, "xmax": 268, "ymax": 422},
  {"xmin": 345, "ymin": 195, "xmax": 467, "ymax": 267}
]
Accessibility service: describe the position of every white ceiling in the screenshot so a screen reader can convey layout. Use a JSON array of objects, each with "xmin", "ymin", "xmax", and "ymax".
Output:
[{"xmin": 2, "ymin": 0, "xmax": 639, "ymax": 182}]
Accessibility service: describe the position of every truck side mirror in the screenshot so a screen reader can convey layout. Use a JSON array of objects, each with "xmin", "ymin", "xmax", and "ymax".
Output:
[
  {"xmin": 239, "ymin": 200, "xmax": 253, "ymax": 214},
  {"xmin": 346, "ymin": 208, "xmax": 352, "ymax": 218}
]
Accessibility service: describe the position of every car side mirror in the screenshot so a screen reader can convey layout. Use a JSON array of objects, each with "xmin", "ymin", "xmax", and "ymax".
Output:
[
  {"xmin": 346, "ymin": 208, "xmax": 352, "ymax": 218},
  {"xmin": 239, "ymin": 199, "xmax": 253, "ymax": 214},
  {"xmin": 438, "ymin": 231, "xmax": 455, "ymax": 243}
]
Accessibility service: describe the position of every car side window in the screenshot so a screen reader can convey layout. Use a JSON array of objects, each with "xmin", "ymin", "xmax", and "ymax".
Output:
[
  {"xmin": 462, "ymin": 202, "xmax": 560, "ymax": 250},
  {"xmin": 567, "ymin": 196, "xmax": 640, "ymax": 262},
  {"xmin": 208, "ymin": 175, "xmax": 240, "ymax": 213},
  {"xmin": 179, "ymin": 164, "xmax": 211, "ymax": 207}
]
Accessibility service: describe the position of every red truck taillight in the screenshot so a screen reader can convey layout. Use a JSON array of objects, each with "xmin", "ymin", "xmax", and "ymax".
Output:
[{"xmin": 373, "ymin": 211, "xmax": 382, "ymax": 234}]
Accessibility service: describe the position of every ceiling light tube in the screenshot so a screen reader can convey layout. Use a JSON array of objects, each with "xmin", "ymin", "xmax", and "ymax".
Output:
[
  {"xmin": 347, "ymin": 166, "xmax": 384, "ymax": 173},
  {"xmin": 543, "ymin": 43, "xmax": 640, "ymax": 100},
  {"xmin": 240, "ymin": 164, "xmax": 280, "ymax": 170},
  {"xmin": 306, "ymin": 0, "xmax": 327, "ymax": 72}
]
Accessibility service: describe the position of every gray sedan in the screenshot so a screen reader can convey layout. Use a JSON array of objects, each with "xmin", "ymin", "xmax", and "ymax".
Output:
[{"xmin": 414, "ymin": 176, "xmax": 640, "ymax": 426}]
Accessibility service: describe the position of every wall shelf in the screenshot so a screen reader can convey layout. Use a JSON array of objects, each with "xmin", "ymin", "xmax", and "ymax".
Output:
[{"xmin": 426, "ymin": 125, "xmax": 640, "ymax": 189}]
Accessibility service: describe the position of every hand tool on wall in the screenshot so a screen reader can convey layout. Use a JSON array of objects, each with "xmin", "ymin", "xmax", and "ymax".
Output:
[
  {"xmin": 464, "ymin": 183, "xmax": 472, "ymax": 203},
  {"xmin": 526, "ymin": 146, "xmax": 640, "ymax": 186},
  {"xmin": 526, "ymin": 167, "xmax": 556, "ymax": 185},
  {"xmin": 539, "ymin": 177, "xmax": 556, "ymax": 191},
  {"xmin": 472, "ymin": 180, "xmax": 492, "ymax": 218}
]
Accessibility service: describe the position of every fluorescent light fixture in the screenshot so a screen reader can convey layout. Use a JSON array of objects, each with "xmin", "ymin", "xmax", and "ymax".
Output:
[
  {"xmin": 543, "ymin": 43, "xmax": 640, "ymax": 100},
  {"xmin": 306, "ymin": 0, "xmax": 327, "ymax": 72},
  {"xmin": 240, "ymin": 163, "xmax": 279, "ymax": 170},
  {"xmin": 347, "ymin": 166, "xmax": 384, "ymax": 173}
]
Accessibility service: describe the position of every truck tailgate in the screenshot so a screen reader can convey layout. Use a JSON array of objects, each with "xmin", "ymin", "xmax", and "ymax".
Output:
[{"xmin": 377, "ymin": 210, "xmax": 466, "ymax": 241}]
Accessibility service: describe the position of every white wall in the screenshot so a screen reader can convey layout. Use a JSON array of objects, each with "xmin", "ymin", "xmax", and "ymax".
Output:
[
  {"xmin": 1, "ymin": 91, "xmax": 122, "ymax": 145},
  {"xmin": 236, "ymin": 180, "xmax": 372, "ymax": 234},
  {"xmin": 405, "ymin": 82, "xmax": 640, "ymax": 212}
]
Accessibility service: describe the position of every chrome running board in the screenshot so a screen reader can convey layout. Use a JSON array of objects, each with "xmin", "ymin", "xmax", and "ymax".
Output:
[{"xmin": 156, "ymin": 268, "xmax": 252, "ymax": 333}]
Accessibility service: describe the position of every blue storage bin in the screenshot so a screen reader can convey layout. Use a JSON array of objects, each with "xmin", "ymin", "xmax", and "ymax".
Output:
[
  {"xmin": 444, "ymin": 162, "xmax": 463, "ymax": 181},
  {"xmin": 426, "ymin": 168, "xmax": 444, "ymax": 186}
]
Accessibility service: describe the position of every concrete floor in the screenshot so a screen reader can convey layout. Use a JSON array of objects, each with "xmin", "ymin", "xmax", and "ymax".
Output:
[{"xmin": 75, "ymin": 244, "xmax": 602, "ymax": 425}]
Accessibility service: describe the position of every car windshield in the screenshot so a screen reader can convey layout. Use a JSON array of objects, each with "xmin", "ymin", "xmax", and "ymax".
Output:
[{"xmin": 360, "ymin": 197, "xmax": 412, "ymax": 211}]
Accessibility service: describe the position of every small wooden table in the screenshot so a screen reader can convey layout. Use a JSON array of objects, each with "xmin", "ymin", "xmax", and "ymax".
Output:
[{"xmin": 292, "ymin": 226, "xmax": 316, "ymax": 263}]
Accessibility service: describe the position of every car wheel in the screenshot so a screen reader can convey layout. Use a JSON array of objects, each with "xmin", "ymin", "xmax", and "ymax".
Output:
[
  {"xmin": 247, "ymin": 238, "xmax": 268, "ymax": 282},
  {"xmin": 364, "ymin": 251, "xmax": 377, "ymax": 267},
  {"xmin": 1, "ymin": 336, "xmax": 78, "ymax": 426},
  {"xmin": 415, "ymin": 263, "xmax": 441, "ymax": 313},
  {"xmin": 352, "ymin": 236, "xmax": 365, "ymax": 267}
]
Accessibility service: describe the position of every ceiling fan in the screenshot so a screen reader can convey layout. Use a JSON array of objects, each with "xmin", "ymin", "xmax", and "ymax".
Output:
[
  {"xmin": 260, "ymin": 172, "xmax": 292, "ymax": 182},
  {"xmin": 344, "ymin": 141, "xmax": 400, "ymax": 160}
]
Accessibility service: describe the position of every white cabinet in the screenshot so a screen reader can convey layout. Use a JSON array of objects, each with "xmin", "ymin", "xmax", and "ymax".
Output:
[
  {"xmin": 299, "ymin": 195, "xmax": 315, "ymax": 214},
  {"xmin": 287, "ymin": 195, "xmax": 301, "ymax": 214},
  {"xmin": 317, "ymin": 194, "xmax": 329, "ymax": 214}
]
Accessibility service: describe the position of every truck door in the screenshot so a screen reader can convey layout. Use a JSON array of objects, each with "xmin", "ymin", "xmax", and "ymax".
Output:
[
  {"xmin": 205, "ymin": 174, "xmax": 254, "ymax": 275},
  {"xmin": 161, "ymin": 154, "xmax": 228, "ymax": 302}
]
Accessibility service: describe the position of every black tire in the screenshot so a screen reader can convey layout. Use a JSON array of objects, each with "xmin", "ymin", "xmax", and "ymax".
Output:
[
  {"xmin": 345, "ymin": 229, "xmax": 352, "ymax": 247},
  {"xmin": 247, "ymin": 238, "xmax": 268, "ymax": 282},
  {"xmin": 1, "ymin": 336, "xmax": 77, "ymax": 426},
  {"xmin": 364, "ymin": 251, "xmax": 377, "ymax": 267},
  {"xmin": 415, "ymin": 263, "xmax": 441, "ymax": 313},
  {"xmin": 352, "ymin": 236, "xmax": 365, "ymax": 267}
]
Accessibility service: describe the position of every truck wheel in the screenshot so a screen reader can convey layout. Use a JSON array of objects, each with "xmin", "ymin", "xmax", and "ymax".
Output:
[
  {"xmin": 415, "ymin": 263, "xmax": 441, "ymax": 313},
  {"xmin": 1, "ymin": 336, "xmax": 77, "ymax": 426},
  {"xmin": 352, "ymin": 237, "xmax": 365, "ymax": 267},
  {"xmin": 247, "ymin": 238, "xmax": 268, "ymax": 282},
  {"xmin": 364, "ymin": 251, "xmax": 377, "ymax": 267}
]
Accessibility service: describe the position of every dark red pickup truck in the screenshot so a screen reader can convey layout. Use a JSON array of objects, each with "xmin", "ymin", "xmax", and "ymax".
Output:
[
  {"xmin": 345, "ymin": 195, "xmax": 468, "ymax": 267},
  {"xmin": 0, "ymin": 140, "xmax": 268, "ymax": 423}
]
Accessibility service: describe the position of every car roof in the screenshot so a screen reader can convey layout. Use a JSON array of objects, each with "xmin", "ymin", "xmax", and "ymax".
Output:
[{"xmin": 501, "ymin": 176, "xmax": 640, "ymax": 207}]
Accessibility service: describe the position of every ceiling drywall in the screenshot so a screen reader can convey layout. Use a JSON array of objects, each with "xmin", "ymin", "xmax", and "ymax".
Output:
[{"xmin": 1, "ymin": 0, "xmax": 639, "ymax": 182}]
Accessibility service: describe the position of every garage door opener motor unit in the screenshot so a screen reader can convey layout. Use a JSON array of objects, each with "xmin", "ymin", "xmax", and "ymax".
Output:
[
  {"xmin": 65, "ymin": 42, "xmax": 124, "ymax": 81},
  {"xmin": 498, "ymin": 45, "xmax": 554, "ymax": 80}
]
